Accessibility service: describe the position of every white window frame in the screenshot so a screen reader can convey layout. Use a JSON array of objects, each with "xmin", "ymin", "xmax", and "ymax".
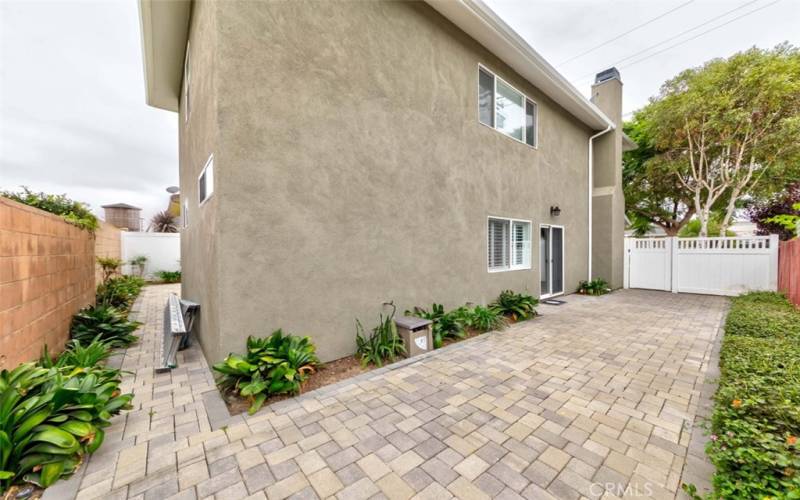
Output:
[
  {"xmin": 487, "ymin": 216, "xmax": 533, "ymax": 273},
  {"xmin": 182, "ymin": 198, "xmax": 189, "ymax": 228},
  {"xmin": 198, "ymin": 154, "xmax": 214, "ymax": 206},
  {"xmin": 478, "ymin": 64, "xmax": 538, "ymax": 149},
  {"xmin": 183, "ymin": 41, "xmax": 191, "ymax": 124}
]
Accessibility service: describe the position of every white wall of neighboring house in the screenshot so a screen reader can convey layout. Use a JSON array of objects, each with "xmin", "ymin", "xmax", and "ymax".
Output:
[{"xmin": 121, "ymin": 232, "xmax": 180, "ymax": 279}]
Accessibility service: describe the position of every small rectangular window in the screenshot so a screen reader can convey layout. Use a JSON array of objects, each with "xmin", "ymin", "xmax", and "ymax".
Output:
[
  {"xmin": 488, "ymin": 217, "xmax": 532, "ymax": 272},
  {"xmin": 182, "ymin": 199, "xmax": 189, "ymax": 228},
  {"xmin": 479, "ymin": 68, "xmax": 494, "ymax": 127},
  {"xmin": 198, "ymin": 154, "xmax": 214, "ymax": 205},
  {"xmin": 478, "ymin": 66, "xmax": 538, "ymax": 148}
]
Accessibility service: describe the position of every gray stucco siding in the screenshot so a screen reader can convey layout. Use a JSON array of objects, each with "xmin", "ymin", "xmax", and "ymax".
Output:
[{"xmin": 185, "ymin": 0, "xmax": 596, "ymax": 363}]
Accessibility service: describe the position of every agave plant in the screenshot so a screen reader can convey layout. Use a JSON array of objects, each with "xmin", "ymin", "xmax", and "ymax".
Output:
[
  {"xmin": 70, "ymin": 305, "xmax": 140, "ymax": 348},
  {"xmin": 356, "ymin": 302, "xmax": 405, "ymax": 367},
  {"xmin": 150, "ymin": 211, "xmax": 178, "ymax": 233},
  {"xmin": 490, "ymin": 290, "xmax": 539, "ymax": 321},
  {"xmin": 0, "ymin": 363, "xmax": 132, "ymax": 490},
  {"xmin": 213, "ymin": 330, "xmax": 319, "ymax": 414}
]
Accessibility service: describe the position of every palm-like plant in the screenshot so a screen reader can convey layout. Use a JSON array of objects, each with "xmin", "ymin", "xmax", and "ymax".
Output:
[{"xmin": 150, "ymin": 211, "xmax": 178, "ymax": 233}]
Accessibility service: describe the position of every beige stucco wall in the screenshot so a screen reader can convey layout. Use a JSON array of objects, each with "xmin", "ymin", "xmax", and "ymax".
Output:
[
  {"xmin": 180, "ymin": 0, "xmax": 619, "ymax": 363},
  {"xmin": 179, "ymin": 0, "xmax": 222, "ymax": 357},
  {"xmin": 590, "ymin": 78, "xmax": 625, "ymax": 288}
]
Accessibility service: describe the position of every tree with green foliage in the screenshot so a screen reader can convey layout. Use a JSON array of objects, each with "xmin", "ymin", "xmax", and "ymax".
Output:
[
  {"xmin": 627, "ymin": 43, "xmax": 800, "ymax": 237},
  {"xmin": 623, "ymin": 120, "xmax": 694, "ymax": 236}
]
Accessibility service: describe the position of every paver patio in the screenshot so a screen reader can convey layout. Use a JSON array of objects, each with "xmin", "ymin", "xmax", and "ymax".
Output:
[{"xmin": 46, "ymin": 284, "xmax": 728, "ymax": 500}]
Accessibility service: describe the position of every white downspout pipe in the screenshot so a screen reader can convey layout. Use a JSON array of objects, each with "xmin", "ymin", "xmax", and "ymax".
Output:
[{"xmin": 588, "ymin": 125, "xmax": 613, "ymax": 282}]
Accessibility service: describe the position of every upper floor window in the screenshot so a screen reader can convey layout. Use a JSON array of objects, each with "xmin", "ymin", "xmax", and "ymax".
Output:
[
  {"xmin": 199, "ymin": 154, "xmax": 214, "ymax": 205},
  {"xmin": 479, "ymin": 66, "xmax": 538, "ymax": 148}
]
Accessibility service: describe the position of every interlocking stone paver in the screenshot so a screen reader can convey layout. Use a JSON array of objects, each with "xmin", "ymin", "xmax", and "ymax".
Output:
[{"xmin": 71, "ymin": 285, "xmax": 725, "ymax": 500}]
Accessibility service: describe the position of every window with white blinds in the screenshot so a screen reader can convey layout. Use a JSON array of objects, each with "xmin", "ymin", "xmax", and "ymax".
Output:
[{"xmin": 488, "ymin": 217, "xmax": 531, "ymax": 272}]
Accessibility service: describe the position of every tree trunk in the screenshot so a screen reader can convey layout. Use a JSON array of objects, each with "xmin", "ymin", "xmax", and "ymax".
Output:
[
  {"xmin": 720, "ymin": 187, "xmax": 740, "ymax": 236},
  {"xmin": 699, "ymin": 207, "xmax": 710, "ymax": 237}
]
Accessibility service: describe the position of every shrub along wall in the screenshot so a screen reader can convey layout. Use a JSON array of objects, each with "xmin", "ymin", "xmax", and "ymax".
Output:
[{"xmin": 0, "ymin": 198, "xmax": 95, "ymax": 368}]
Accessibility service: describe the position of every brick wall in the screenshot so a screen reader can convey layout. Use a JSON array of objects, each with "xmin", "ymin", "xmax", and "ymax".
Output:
[
  {"xmin": 94, "ymin": 221, "xmax": 122, "ymax": 285},
  {"xmin": 0, "ymin": 198, "xmax": 96, "ymax": 368}
]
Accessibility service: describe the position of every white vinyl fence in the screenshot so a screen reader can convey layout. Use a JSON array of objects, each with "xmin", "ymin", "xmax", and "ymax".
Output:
[
  {"xmin": 120, "ymin": 232, "xmax": 180, "ymax": 279},
  {"xmin": 624, "ymin": 235, "xmax": 779, "ymax": 296}
]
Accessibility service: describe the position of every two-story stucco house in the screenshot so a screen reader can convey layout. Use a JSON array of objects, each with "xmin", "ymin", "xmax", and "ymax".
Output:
[{"xmin": 138, "ymin": 0, "xmax": 633, "ymax": 363}]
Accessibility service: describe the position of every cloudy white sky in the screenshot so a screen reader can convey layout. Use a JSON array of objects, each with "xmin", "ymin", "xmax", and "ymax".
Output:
[{"xmin": 1, "ymin": 0, "xmax": 798, "ymax": 223}]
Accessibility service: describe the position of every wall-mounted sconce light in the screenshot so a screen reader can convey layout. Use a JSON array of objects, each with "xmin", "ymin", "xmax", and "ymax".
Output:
[{"xmin": 550, "ymin": 205, "xmax": 561, "ymax": 217}]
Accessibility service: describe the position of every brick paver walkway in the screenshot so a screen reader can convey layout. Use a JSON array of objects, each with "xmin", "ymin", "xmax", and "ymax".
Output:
[{"xmin": 47, "ymin": 284, "xmax": 727, "ymax": 500}]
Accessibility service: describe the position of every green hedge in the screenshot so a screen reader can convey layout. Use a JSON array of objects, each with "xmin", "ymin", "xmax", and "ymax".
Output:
[{"xmin": 707, "ymin": 292, "xmax": 800, "ymax": 498}]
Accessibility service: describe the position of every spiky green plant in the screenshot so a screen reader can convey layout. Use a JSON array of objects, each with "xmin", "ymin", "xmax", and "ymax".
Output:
[
  {"xmin": 356, "ymin": 302, "xmax": 405, "ymax": 367},
  {"xmin": 469, "ymin": 305, "xmax": 507, "ymax": 333}
]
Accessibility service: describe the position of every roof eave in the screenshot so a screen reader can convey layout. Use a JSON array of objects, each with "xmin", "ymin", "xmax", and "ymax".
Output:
[
  {"xmin": 423, "ymin": 0, "xmax": 615, "ymax": 131},
  {"xmin": 138, "ymin": 0, "xmax": 191, "ymax": 113},
  {"xmin": 139, "ymin": 0, "xmax": 615, "ymax": 131}
]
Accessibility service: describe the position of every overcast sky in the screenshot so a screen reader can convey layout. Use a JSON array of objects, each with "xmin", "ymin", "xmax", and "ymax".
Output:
[{"xmin": 1, "ymin": 0, "xmax": 798, "ymax": 224}]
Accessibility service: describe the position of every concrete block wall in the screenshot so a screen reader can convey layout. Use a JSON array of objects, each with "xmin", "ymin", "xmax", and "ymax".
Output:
[
  {"xmin": 94, "ymin": 221, "xmax": 122, "ymax": 285},
  {"xmin": 0, "ymin": 197, "xmax": 96, "ymax": 368}
]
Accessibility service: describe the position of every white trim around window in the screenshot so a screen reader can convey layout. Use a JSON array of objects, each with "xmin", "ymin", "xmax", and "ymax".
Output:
[
  {"xmin": 478, "ymin": 64, "xmax": 538, "ymax": 148},
  {"xmin": 198, "ymin": 154, "xmax": 214, "ymax": 205},
  {"xmin": 487, "ymin": 216, "xmax": 532, "ymax": 273}
]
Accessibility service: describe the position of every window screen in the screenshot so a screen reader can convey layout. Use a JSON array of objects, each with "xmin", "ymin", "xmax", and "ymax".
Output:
[
  {"xmin": 199, "ymin": 155, "xmax": 214, "ymax": 204},
  {"xmin": 525, "ymin": 100, "xmax": 537, "ymax": 147},
  {"xmin": 488, "ymin": 218, "xmax": 510, "ymax": 270},
  {"xmin": 479, "ymin": 68, "xmax": 494, "ymax": 127}
]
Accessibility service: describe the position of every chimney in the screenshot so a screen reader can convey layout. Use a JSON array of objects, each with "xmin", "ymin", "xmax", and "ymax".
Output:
[{"xmin": 589, "ymin": 68, "xmax": 625, "ymax": 289}]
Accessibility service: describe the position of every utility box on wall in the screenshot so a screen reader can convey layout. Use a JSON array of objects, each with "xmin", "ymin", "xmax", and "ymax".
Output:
[{"xmin": 394, "ymin": 316, "xmax": 433, "ymax": 357}]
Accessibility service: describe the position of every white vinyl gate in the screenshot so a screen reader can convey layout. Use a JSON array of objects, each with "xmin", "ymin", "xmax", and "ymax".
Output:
[{"xmin": 624, "ymin": 235, "xmax": 779, "ymax": 296}]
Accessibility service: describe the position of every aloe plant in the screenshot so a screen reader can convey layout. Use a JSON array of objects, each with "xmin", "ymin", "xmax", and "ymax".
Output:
[{"xmin": 213, "ymin": 330, "xmax": 319, "ymax": 415}]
